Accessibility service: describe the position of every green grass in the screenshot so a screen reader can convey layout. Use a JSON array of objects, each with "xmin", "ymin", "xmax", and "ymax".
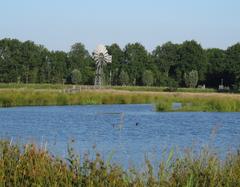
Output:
[
  {"xmin": 156, "ymin": 96, "xmax": 240, "ymax": 112},
  {"xmin": 0, "ymin": 90, "xmax": 159, "ymax": 107},
  {"xmin": 0, "ymin": 88, "xmax": 240, "ymax": 112},
  {"xmin": 112, "ymin": 85, "xmax": 216, "ymax": 93},
  {"xmin": 0, "ymin": 83, "xmax": 217, "ymax": 93},
  {"xmin": 0, "ymin": 140, "xmax": 240, "ymax": 186},
  {"xmin": 0, "ymin": 83, "xmax": 70, "ymax": 89}
]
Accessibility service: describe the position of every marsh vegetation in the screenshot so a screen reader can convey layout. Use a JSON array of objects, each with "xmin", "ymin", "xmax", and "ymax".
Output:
[
  {"xmin": 0, "ymin": 140, "xmax": 240, "ymax": 187},
  {"xmin": 0, "ymin": 86, "xmax": 240, "ymax": 112}
]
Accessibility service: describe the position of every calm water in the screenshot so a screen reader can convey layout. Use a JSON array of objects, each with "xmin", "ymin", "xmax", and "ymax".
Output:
[{"xmin": 0, "ymin": 104, "xmax": 240, "ymax": 167}]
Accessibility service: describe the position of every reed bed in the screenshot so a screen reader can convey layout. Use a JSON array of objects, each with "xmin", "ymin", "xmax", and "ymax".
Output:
[
  {"xmin": 0, "ymin": 83, "xmax": 217, "ymax": 93},
  {"xmin": 113, "ymin": 86, "xmax": 216, "ymax": 93},
  {"xmin": 0, "ymin": 140, "xmax": 239, "ymax": 186},
  {"xmin": 0, "ymin": 89, "xmax": 240, "ymax": 112},
  {"xmin": 0, "ymin": 90, "xmax": 157, "ymax": 107},
  {"xmin": 156, "ymin": 95, "xmax": 240, "ymax": 112}
]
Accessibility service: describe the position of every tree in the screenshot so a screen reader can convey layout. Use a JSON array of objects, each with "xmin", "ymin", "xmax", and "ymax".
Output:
[
  {"xmin": 119, "ymin": 70, "xmax": 129, "ymax": 86},
  {"xmin": 124, "ymin": 43, "xmax": 149, "ymax": 85},
  {"xmin": 71, "ymin": 69, "xmax": 82, "ymax": 84},
  {"xmin": 68, "ymin": 43, "xmax": 94, "ymax": 84},
  {"xmin": 205, "ymin": 48, "xmax": 227, "ymax": 88},
  {"xmin": 184, "ymin": 70, "xmax": 198, "ymax": 88},
  {"xmin": 225, "ymin": 43, "xmax": 240, "ymax": 88},
  {"xmin": 0, "ymin": 39, "xmax": 22, "ymax": 82},
  {"xmin": 106, "ymin": 44, "xmax": 124, "ymax": 85},
  {"xmin": 0, "ymin": 37, "xmax": 240, "ymax": 89},
  {"xmin": 142, "ymin": 70, "xmax": 154, "ymax": 86},
  {"xmin": 48, "ymin": 51, "xmax": 68, "ymax": 83},
  {"xmin": 152, "ymin": 42, "xmax": 179, "ymax": 77},
  {"xmin": 174, "ymin": 40, "xmax": 207, "ymax": 86}
]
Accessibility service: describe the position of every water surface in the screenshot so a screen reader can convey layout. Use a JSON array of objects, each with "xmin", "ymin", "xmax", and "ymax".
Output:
[{"xmin": 0, "ymin": 104, "xmax": 239, "ymax": 167}]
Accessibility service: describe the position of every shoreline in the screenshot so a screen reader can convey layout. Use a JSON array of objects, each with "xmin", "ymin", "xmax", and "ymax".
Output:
[{"xmin": 0, "ymin": 88, "xmax": 240, "ymax": 111}]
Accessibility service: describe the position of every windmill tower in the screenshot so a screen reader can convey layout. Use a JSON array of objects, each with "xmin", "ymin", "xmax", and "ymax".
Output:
[{"xmin": 93, "ymin": 45, "xmax": 112, "ymax": 86}]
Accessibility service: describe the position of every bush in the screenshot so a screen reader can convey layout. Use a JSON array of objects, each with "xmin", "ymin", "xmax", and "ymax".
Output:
[
  {"xmin": 142, "ymin": 70, "xmax": 154, "ymax": 86},
  {"xmin": 71, "ymin": 69, "xmax": 82, "ymax": 84},
  {"xmin": 184, "ymin": 70, "xmax": 198, "ymax": 88},
  {"xmin": 119, "ymin": 70, "xmax": 129, "ymax": 86},
  {"xmin": 164, "ymin": 78, "xmax": 178, "ymax": 92}
]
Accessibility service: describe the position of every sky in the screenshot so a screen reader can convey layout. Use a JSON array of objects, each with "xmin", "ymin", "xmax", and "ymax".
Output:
[{"xmin": 0, "ymin": 0, "xmax": 240, "ymax": 52}]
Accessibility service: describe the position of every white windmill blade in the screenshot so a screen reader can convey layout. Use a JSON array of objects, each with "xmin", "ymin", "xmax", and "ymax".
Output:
[
  {"xmin": 103, "ymin": 53, "xmax": 109, "ymax": 57},
  {"xmin": 105, "ymin": 55, "xmax": 112, "ymax": 63}
]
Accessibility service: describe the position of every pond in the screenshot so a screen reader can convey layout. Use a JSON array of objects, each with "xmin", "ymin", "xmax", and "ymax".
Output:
[{"xmin": 0, "ymin": 104, "xmax": 240, "ymax": 167}]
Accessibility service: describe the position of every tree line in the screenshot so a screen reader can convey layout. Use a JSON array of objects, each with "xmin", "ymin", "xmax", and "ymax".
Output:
[{"xmin": 0, "ymin": 38, "xmax": 239, "ymax": 89}]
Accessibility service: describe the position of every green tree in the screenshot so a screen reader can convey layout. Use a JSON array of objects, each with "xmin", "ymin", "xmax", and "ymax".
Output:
[
  {"xmin": 124, "ymin": 43, "xmax": 149, "ymax": 85},
  {"xmin": 205, "ymin": 48, "xmax": 227, "ymax": 88},
  {"xmin": 20, "ymin": 41, "xmax": 48, "ymax": 83},
  {"xmin": 48, "ymin": 51, "xmax": 68, "ymax": 83},
  {"xmin": 71, "ymin": 69, "xmax": 82, "ymax": 84},
  {"xmin": 142, "ymin": 70, "xmax": 154, "ymax": 86},
  {"xmin": 152, "ymin": 42, "xmax": 179, "ymax": 77},
  {"xmin": 68, "ymin": 43, "xmax": 94, "ymax": 84},
  {"xmin": 225, "ymin": 43, "xmax": 240, "ymax": 88},
  {"xmin": 119, "ymin": 70, "xmax": 129, "ymax": 86},
  {"xmin": 184, "ymin": 70, "xmax": 198, "ymax": 88},
  {"xmin": 174, "ymin": 40, "xmax": 207, "ymax": 86},
  {"xmin": 106, "ymin": 44, "xmax": 124, "ymax": 85},
  {"xmin": 0, "ymin": 39, "xmax": 22, "ymax": 82}
]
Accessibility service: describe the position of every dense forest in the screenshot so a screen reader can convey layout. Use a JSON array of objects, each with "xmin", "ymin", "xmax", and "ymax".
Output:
[{"xmin": 0, "ymin": 38, "xmax": 239, "ymax": 89}]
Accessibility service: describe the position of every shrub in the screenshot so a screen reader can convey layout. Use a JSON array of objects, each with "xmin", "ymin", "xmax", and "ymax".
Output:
[
  {"xmin": 71, "ymin": 69, "xmax": 82, "ymax": 84},
  {"xmin": 142, "ymin": 70, "xmax": 154, "ymax": 86},
  {"xmin": 184, "ymin": 70, "xmax": 199, "ymax": 88},
  {"xmin": 119, "ymin": 70, "xmax": 129, "ymax": 86}
]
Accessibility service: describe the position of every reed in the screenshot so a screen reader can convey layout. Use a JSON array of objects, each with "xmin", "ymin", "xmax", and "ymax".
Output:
[
  {"xmin": 113, "ymin": 85, "xmax": 216, "ymax": 93},
  {"xmin": 0, "ymin": 83, "xmax": 217, "ymax": 93},
  {"xmin": 0, "ymin": 89, "xmax": 240, "ymax": 112},
  {"xmin": 156, "ymin": 95, "xmax": 240, "ymax": 112},
  {"xmin": 0, "ymin": 140, "xmax": 239, "ymax": 186}
]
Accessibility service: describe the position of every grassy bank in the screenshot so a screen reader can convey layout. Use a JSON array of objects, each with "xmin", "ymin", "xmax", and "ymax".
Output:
[
  {"xmin": 0, "ymin": 83, "xmax": 217, "ymax": 93},
  {"xmin": 156, "ymin": 95, "xmax": 240, "ymax": 112},
  {"xmin": 0, "ymin": 89, "xmax": 240, "ymax": 112},
  {"xmin": 0, "ymin": 140, "xmax": 240, "ymax": 186},
  {"xmin": 113, "ymin": 85, "xmax": 216, "ymax": 93},
  {"xmin": 0, "ymin": 83, "xmax": 70, "ymax": 90},
  {"xmin": 0, "ymin": 90, "xmax": 159, "ymax": 107}
]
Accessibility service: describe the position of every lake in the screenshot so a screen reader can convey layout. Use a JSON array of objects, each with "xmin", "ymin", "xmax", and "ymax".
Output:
[{"xmin": 0, "ymin": 104, "xmax": 239, "ymax": 167}]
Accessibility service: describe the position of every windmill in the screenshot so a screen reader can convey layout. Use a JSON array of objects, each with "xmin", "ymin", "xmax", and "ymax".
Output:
[{"xmin": 93, "ymin": 45, "xmax": 112, "ymax": 86}]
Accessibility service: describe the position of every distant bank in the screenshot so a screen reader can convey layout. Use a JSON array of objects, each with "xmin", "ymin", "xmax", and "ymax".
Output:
[{"xmin": 0, "ymin": 84, "xmax": 240, "ymax": 112}]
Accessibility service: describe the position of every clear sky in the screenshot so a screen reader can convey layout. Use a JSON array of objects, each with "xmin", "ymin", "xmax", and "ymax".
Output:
[{"xmin": 0, "ymin": 0, "xmax": 239, "ymax": 52}]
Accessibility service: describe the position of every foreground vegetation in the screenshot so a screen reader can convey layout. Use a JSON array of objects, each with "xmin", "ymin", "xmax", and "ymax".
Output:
[{"xmin": 0, "ymin": 140, "xmax": 240, "ymax": 186}]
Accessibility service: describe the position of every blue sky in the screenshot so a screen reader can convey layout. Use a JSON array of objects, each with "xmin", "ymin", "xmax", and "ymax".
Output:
[{"xmin": 0, "ymin": 0, "xmax": 239, "ymax": 52}]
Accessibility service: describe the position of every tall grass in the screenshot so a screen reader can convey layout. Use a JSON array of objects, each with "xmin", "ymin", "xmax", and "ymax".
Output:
[
  {"xmin": 0, "ymin": 83, "xmax": 70, "ymax": 89},
  {"xmin": 0, "ymin": 90, "xmax": 160, "ymax": 107},
  {"xmin": 0, "ymin": 83, "xmax": 217, "ymax": 93},
  {"xmin": 112, "ymin": 86, "xmax": 216, "ymax": 93},
  {"xmin": 0, "ymin": 89, "xmax": 240, "ymax": 112},
  {"xmin": 0, "ymin": 140, "xmax": 239, "ymax": 186},
  {"xmin": 156, "ymin": 95, "xmax": 240, "ymax": 112}
]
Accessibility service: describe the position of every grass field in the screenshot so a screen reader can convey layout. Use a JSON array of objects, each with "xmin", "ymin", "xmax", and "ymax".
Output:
[
  {"xmin": 0, "ymin": 140, "xmax": 239, "ymax": 186},
  {"xmin": 0, "ymin": 83, "xmax": 217, "ymax": 93},
  {"xmin": 0, "ymin": 83, "xmax": 240, "ymax": 112}
]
